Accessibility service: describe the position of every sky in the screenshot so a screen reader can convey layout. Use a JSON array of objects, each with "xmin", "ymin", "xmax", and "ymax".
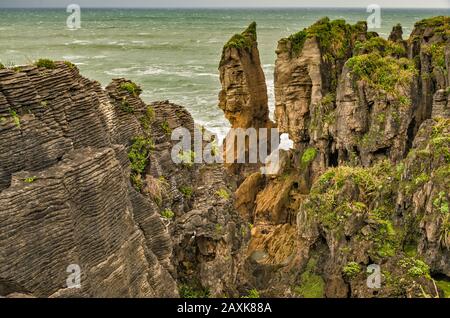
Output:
[{"xmin": 0, "ymin": 0, "xmax": 448, "ymax": 8}]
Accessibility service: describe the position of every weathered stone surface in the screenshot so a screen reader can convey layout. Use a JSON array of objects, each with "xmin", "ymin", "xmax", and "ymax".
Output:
[{"xmin": 219, "ymin": 22, "xmax": 271, "ymax": 129}]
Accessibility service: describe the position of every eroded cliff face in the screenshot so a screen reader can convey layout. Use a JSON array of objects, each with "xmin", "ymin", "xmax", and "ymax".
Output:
[
  {"xmin": 219, "ymin": 22, "xmax": 271, "ymax": 129},
  {"xmin": 0, "ymin": 62, "xmax": 247, "ymax": 298},
  {"xmin": 228, "ymin": 17, "xmax": 450, "ymax": 298},
  {"xmin": 0, "ymin": 16, "xmax": 449, "ymax": 299}
]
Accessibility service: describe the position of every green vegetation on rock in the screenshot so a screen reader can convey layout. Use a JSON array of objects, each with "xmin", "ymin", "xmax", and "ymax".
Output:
[
  {"xmin": 179, "ymin": 284, "xmax": 210, "ymax": 298},
  {"xmin": 354, "ymin": 36, "xmax": 406, "ymax": 56},
  {"xmin": 347, "ymin": 53, "xmax": 416, "ymax": 101},
  {"xmin": 294, "ymin": 258, "xmax": 325, "ymax": 298},
  {"xmin": 128, "ymin": 136, "xmax": 155, "ymax": 191},
  {"xmin": 398, "ymin": 257, "xmax": 431, "ymax": 279},
  {"xmin": 301, "ymin": 147, "xmax": 317, "ymax": 168},
  {"xmin": 179, "ymin": 185, "xmax": 193, "ymax": 199},
  {"xmin": 120, "ymin": 81, "xmax": 142, "ymax": 96},
  {"xmin": 216, "ymin": 188, "xmax": 230, "ymax": 200},
  {"xmin": 342, "ymin": 262, "xmax": 361, "ymax": 279},
  {"xmin": 119, "ymin": 98, "xmax": 134, "ymax": 113},
  {"xmin": 139, "ymin": 106, "xmax": 155, "ymax": 130},
  {"xmin": 161, "ymin": 208, "xmax": 175, "ymax": 220},
  {"xmin": 223, "ymin": 21, "xmax": 257, "ymax": 51},
  {"xmin": 63, "ymin": 61, "xmax": 76, "ymax": 69},
  {"xmin": 35, "ymin": 58, "xmax": 56, "ymax": 69},
  {"xmin": 435, "ymin": 280, "xmax": 450, "ymax": 298},
  {"xmin": 282, "ymin": 17, "xmax": 360, "ymax": 59},
  {"xmin": 23, "ymin": 176, "xmax": 37, "ymax": 183},
  {"xmin": 9, "ymin": 108, "xmax": 20, "ymax": 128},
  {"xmin": 242, "ymin": 289, "xmax": 260, "ymax": 298}
]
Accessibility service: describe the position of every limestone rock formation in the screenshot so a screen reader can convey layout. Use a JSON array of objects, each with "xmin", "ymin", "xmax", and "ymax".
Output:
[
  {"xmin": 233, "ymin": 16, "xmax": 450, "ymax": 298},
  {"xmin": 0, "ymin": 61, "xmax": 247, "ymax": 298},
  {"xmin": 219, "ymin": 22, "xmax": 271, "ymax": 129}
]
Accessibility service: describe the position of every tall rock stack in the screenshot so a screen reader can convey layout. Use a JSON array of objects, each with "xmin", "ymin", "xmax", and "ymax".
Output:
[
  {"xmin": 219, "ymin": 22, "xmax": 271, "ymax": 129},
  {"xmin": 218, "ymin": 22, "xmax": 274, "ymax": 179}
]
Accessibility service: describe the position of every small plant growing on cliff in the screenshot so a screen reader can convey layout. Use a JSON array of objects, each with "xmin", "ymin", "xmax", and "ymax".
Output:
[
  {"xmin": 161, "ymin": 120, "xmax": 171, "ymax": 135},
  {"xmin": 128, "ymin": 136, "xmax": 155, "ymax": 190},
  {"xmin": 398, "ymin": 257, "xmax": 431, "ymax": 279},
  {"xmin": 179, "ymin": 284, "xmax": 210, "ymax": 298},
  {"xmin": 242, "ymin": 289, "xmax": 260, "ymax": 298},
  {"xmin": 294, "ymin": 258, "xmax": 325, "ymax": 298},
  {"xmin": 140, "ymin": 106, "xmax": 155, "ymax": 130},
  {"xmin": 301, "ymin": 147, "xmax": 317, "ymax": 169},
  {"xmin": 342, "ymin": 262, "xmax": 361, "ymax": 279},
  {"xmin": 0, "ymin": 63, "xmax": 4, "ymax": 70},
  {"xmin": 23, "ymin": 176, "xmax": 37, "ymax": 183},
  {"xmin": 223, "ymin": 22, "xmax": 256, "ymax": 51},
  {"xmin": 433, "ymin": 191, "xmax": 449, "ymax": 214},
  {"xmin": 179, "ymin": 185, "xmax": 193, "ymax": 199},
  {"xmin": 119, "ymin": 98, "xmax": 134, "ymax": 114},
  {"xmin": 120, "ymin": 81, "xmax": 141, "ymax": 97},
  {"xmin": 161, "ymin": 208, "xmax": 174, "ymax": 220},
  {"xmin": 215, "ymin": 188, "xmax": 230, "ymax": 200},
  {"xmin": 177, "ymin": 150, "xmax": 196, "ymax": 167},
  {"xmin": 9, "ymin": 108, "xmax": 20, "ymax": 128},
  {"xmin": 346, "ymin": 53, "xmax": 416, "ymax": 102},
  {"xmin": 35, "ymin": 59, "xmax": 56, "ymax": 69},
  {"xmin": 63, "ymin": 61, "xmax": 76, "ymax": 69}
]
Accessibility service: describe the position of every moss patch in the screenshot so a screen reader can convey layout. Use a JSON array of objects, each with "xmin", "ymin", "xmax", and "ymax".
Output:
[
  {"xmin": 301, "ymin": 147, "xmax": 317, "ymax": 169},
  {"xmin": 294, "ymin": 258, "xmax": 325, "ymax": 298}
]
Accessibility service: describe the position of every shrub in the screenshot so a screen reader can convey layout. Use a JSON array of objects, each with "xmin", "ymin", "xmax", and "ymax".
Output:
[
  {"xmin": 9, "ymin": 108, "xmax": 20, "ymax": 128},
  {"xmin": 294, "ymin": 258, "xmax": 325, "ymax": 298},
  {"xmin": 179, "ymin": 186, "xmax": 193, "ymax": 199},
  {"xmin": 215, "ymin": 188, "xmax": 230, "ymax": 200},
  {"xmin": 161, "ymin": 209, "xmax": 174, "ymax": 220},
  {"xmin": 161, "ymin": 121, "xmax": 171, "ymax": 135},
  {"xmin": 242, "ymin": 289, "xmax": 260, "ymax": 298},
  {"xmin": 120, "ymin": 81, "xmax": 141, "ymax": 96},
  {"xmin": 398, "ymin": 257, "xmax": 431, "ymax": 279},
  {"xmin": 177, "ymin": 150, "xmax": 196, "ymax": 167},
  {"xmin": 342, "ymin": 262, "xmax": 361, "ymax": 279},
  {"xmin": 179, "ymin": 285, "xmax": 210, "ymax": 298},
  {"xmin": 63, "ymin": 61, "xmax": 76, "ymax": 69},
  {"xmin": 23, "ymin": 176, "xmax": 37, "ymax": 183},
  {"xmin": 223, "ymin": 22, "xmax": 256, "ymax": 51},
  {"xmin": 128, "ymin": 136, "xmax": 155, "ymax": 190},
  {"xmin": 346, "ymin": 53, "xmax": 416, "ymax": 101},
  {"xmin": 140, "ymin": 106, "xmax": 155, "ymax": 130},
  {"xmin": 35, "ymin": 58, "xmax": 56, "ymax": 69}
]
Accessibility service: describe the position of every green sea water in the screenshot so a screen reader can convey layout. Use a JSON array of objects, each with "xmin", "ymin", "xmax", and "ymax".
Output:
[{"xmin": 0, "ymin": 8, "xmax": 448, "ymax": 138}]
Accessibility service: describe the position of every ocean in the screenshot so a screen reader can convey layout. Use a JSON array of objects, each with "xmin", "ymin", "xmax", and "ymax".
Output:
[{"xmin": 0, "ymin": 8, "xmax": 448, "ymax": 138}]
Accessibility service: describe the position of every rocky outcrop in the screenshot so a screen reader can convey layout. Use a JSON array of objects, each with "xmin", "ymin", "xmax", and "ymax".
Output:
[
  {"xmin": 233, "ymin": 17, "xmax": 450, "ymax": 298},
  {"xmin": 1, "ymin": 16, "xmax": 449, "ymax": 299},
  {"xmin": 218, "ymin": 22, "xmax": 275, "ymax": 180},
  {"xmin": 0, "ymin": 61, "xmax": 247, "ymax": 298},
  {"xmin": 219, "ymin": 22, "xmax": 271, "ymax": 129},
  {"xmin": 0, "ymin": 62, "xmax": 178, "ymax": 297}
]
